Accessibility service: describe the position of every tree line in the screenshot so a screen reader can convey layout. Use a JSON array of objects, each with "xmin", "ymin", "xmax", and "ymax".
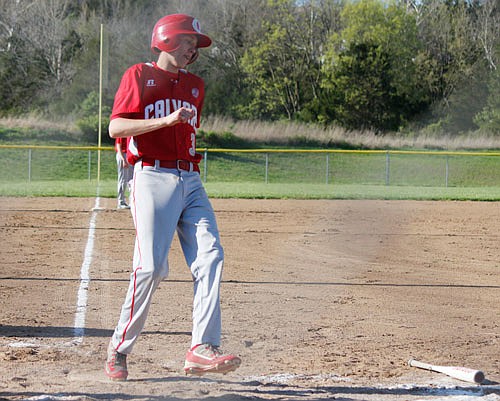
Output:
[{"xmin": 0, "ymin": 0, "xmax": 499, "ymax": 138}]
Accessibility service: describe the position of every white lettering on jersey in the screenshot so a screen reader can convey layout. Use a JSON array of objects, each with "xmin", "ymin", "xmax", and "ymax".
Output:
[
  {"xmin": 154, "ymin": 100, "xmax": 165, "ymax": 118},
  {"xmin": 144, "ymin": 99, "xmax": 198, "ymax": 128},
  {"xmin": 171, "ymin": 99, "xmax": 181, "ymax": 111}
]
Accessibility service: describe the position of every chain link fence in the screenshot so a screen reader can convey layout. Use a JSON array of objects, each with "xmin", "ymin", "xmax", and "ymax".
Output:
[{"xmin": 1, "ymin": 145, "xmax": 499, "ymax": 188}]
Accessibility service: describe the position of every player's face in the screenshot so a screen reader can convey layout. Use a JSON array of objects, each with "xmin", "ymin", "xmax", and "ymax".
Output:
[{"xmin": 170, "ymin": 35, "xmax": 198, "ymax": 69}]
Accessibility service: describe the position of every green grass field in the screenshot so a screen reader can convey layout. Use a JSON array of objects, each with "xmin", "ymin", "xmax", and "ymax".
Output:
[
  {"xmin": 2, "ymin": 119, "xmax": 499, "ymax": 201},
  {"xmin": 1, "ymin": 145, "xmax": 499, "ymax": 200},
  {"xmin": 1, "ymin": 179, "xmax": 499, "ymax": 201}
]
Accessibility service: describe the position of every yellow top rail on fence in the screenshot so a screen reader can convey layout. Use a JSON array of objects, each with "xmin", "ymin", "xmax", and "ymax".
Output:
[
  {"xmin": 203, "ymin": 148, "xmax": 500, "ymax": 157},
  {"xmin": 1, "ymin": 144, "xmax": 500, "ymax": 157}
]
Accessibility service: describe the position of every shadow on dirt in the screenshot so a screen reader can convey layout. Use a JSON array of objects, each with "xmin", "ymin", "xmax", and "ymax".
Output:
[
  {"xmin": 0, "ymin": 325, "xmax": 190, "ymax": 338},
  {"xmin": 1, "ymin": 381, "xmax": 499, "ymax": 401}
]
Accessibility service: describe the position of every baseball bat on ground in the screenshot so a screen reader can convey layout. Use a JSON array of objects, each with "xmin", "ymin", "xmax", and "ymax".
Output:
[{"xmin": 408, "ymin": 359, "xmax": 485, "ymax": 384}]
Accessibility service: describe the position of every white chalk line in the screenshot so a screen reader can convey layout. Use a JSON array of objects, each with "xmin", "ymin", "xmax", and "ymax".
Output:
[
  {"xmin": 4, "ymin": 197, "xmax": 102, "ymax": 350},
  {"xmin": 72, "ymin": 196, "xmax": 101, "ymax": 344},
  {"xmin": 5, "ymin": 197, "xmax": 102, "ymax": 349}
]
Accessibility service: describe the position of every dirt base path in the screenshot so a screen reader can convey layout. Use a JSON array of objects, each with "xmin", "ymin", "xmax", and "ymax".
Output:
[{"xmin": 0, "ymin": 197, "xmax": 499, "ymax": 400}]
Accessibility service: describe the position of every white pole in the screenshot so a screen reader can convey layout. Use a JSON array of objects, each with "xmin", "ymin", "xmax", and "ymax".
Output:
[
  {"xmin": 28, "ymin": 148, "xmax": 32, "ymax": 182},
  {"xmin": 204, "ymin": 149, "xmax": 208, "ymax": 183},
  {"xmin": 265, "ymin": 153, "xmax": 269, "ymax": 184},
  {"xmin": 326, "ymin": 154, "xmax": 330, "ymax": 184},
  {"xmin": 385, "ymin": 151, "xmax": 390, "ymax": 186},
  {"xmin": 445, "ymin": 155, "xmax": 449, "ymax": 187}
]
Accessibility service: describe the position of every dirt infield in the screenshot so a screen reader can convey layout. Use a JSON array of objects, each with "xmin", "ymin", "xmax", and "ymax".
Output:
[{"xmin": 0, "ymin": 197, "xmax": 499, "ymax": 401}]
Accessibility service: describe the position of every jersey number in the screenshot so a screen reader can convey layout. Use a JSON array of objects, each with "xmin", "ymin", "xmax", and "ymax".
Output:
[{"xmin": 189, "ymin": 132, "xmax": 196, "ymax": 157}]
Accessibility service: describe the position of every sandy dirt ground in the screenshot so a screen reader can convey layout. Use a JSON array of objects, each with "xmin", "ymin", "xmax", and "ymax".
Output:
[{"xmin": 0, "ymin": 196, "xmax": 499, "ymax": 401}]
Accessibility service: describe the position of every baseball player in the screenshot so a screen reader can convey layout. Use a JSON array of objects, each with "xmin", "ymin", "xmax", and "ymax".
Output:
[
  {"xmin": 105, "ymin": 14, "xmax": 241, "ymax": 381},
  {"xmin": 115, "ymin": 137, "xmax": 132, "ymax": 209}
]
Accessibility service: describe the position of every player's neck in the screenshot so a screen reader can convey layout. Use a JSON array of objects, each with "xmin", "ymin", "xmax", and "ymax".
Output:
[{"xmin": 156, "ymin": 53, "xmax": 181, "ymax": 74}]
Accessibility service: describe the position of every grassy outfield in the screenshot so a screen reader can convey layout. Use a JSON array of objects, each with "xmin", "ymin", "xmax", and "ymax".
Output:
[
  {"xmin": 1, "ymin": 179, "xmax": 499, "ymax": 201},
  {"xmin": 205, "ymin": 182, "xmax": 500, "ymax": 201},
  {"xmin": 2, "ymin": 148, "xmax": 500, "ymax": 182},
  {"xmin": 2, "ymin": 120, "xmax": 499, "ymax": 200},
  {"xmin": 0, "ymin": 145, "xmax": 499, "ymax": 200}
]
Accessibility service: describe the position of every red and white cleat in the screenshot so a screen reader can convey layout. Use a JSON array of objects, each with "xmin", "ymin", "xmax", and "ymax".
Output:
[
  {"xmin": 184, "ymin": 344, "xmax": 241, "ymax": 376},
  {"xmin": 104, "ymin": 341, "xmax": 128, "ymax": 381}
]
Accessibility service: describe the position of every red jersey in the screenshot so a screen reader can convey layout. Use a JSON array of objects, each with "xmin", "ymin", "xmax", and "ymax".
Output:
[
  {"xmin": 115, "ymin": 137, "xmax": 127, "ymax": 153},
  {"xmin": 110, "ymin": 62, "xmax": 205, "ymax": 165}
]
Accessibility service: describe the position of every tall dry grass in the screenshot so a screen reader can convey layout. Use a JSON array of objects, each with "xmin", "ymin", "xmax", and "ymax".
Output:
[
  {"xmin": 0, "ymin": 115, "xmax": 80, "ymax": 134},
  {"xmin": 1, "ymin": 115, "xmax": 499, "ymax": 150},
  {"xmin": 202, "ymin": 116, "xmax": 500, "ymax": 150}
]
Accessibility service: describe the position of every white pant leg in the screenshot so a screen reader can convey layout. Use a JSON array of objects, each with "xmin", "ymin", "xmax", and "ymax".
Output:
[
  {"xmin": 116, "ymin": 152, "xmax": 132, "ymax": 204},
  {"xmin": 112, "ymin": 166, "xmax": 183, "ymax": 354},
  {"xmin": 176, "ymin": 172, "xmax": 224, "ymax": 348}
]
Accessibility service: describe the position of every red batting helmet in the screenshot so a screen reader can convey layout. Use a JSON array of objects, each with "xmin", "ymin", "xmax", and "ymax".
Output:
[{"xmin": 151, "ymin": 14, "xmax": 212, "ymax": 63}]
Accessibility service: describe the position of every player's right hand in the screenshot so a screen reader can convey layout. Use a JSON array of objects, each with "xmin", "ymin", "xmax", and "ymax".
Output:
[{"xmin": 168, "ymin": 107, "xmax": 195, "ymax": 125}]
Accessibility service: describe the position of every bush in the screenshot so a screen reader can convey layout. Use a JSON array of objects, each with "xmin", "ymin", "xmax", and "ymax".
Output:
[{"xmin": 75, "ymin": 91, "xmax": 112, "ymax": 144}]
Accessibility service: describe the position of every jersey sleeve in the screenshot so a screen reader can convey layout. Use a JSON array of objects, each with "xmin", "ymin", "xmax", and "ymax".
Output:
[{"xmin": 111, "ymin": 65, "xmax": 143, "ymax": 120}]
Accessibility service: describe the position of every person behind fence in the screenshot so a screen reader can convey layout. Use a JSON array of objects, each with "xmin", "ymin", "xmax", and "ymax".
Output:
[
  {"xmin": 104, "ymin": 13, "xmax": 241, "ymax": 381},
  {"xmin": 115, "ymin": 137, "xmax": 132, "ymax": 209}
]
